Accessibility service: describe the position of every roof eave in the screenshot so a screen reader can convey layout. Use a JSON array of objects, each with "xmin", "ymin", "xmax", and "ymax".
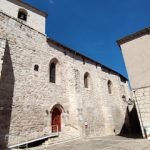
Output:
[
  {"xmin": 47, "ymin": 37, "xmax": 128, "ymax": 81},
  {"xmin": 117, "ymin": 27, "xmax": 150, "ymax": 45},
  {"xmin": 8, "ymin": 0, "xmax": 48, "ymax": 17}
]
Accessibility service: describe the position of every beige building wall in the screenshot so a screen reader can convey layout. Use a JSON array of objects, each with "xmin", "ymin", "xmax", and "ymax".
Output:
[
  {"xmin": 0, "ymin": 0, "xmax": 46, "ymax": 34},
  {"xmin": 120, "ymin": 34, "xmax": 150, "ymax": 89}
]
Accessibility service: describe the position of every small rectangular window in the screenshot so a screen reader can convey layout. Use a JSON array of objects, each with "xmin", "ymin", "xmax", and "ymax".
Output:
[{"xmin": 34, "ymin": 65, "xmax": 39, "ymax": 71}]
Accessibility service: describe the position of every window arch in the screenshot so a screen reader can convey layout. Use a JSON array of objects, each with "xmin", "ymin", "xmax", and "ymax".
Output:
[
  {"xmin": 50, "ymin": 63, "xmax": 56, "ymax": 83},
  {"xmin": 84, "ymin": 72, "xmax": 89, "ymax": 88},
  {"xmin": 49, "ymin": 58, "xmax": 59, "ymax": 83},
  {"xmin": 108, "ymin": 80, "xmax": 112, "ymax": 94},
  {"xmin": 18, "ymin": 8, "xmax": 28, "ymax": 21}
]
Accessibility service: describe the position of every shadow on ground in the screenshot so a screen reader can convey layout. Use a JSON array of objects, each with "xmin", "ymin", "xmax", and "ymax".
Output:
[{"xmin": 119, "ymin": 104, "xmax": 143, "ymax": 138}]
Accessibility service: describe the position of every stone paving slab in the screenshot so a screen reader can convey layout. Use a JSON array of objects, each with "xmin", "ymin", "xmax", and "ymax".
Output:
[{"xmin": 37, "ymin": 136, "xmax": 150, "ymax": 150}]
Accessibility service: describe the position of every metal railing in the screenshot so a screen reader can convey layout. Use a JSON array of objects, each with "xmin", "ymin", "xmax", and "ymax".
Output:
[{"xmin": 1, "ymin": 125, "xmax": 59, "ymax": 149}]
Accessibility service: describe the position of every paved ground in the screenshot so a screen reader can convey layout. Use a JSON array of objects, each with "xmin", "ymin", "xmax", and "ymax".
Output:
[{"xmin": 39, "ymin": 136, "xmax": 150, "ymax": 150}]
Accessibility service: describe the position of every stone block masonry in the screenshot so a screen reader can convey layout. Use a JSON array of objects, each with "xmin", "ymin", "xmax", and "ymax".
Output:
[
  {"xmin": 0, "ymin": 9, "xmax": 131, "ymax": 147},
  {"xmin": 133, "ymin": 87, "xmax": 150, "ymax": 131}
]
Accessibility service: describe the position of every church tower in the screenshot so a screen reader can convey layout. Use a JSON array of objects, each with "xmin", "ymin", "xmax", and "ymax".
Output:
[{"xmin": 0, "ymin": 0, "xmax": 47, "ymax": 34}]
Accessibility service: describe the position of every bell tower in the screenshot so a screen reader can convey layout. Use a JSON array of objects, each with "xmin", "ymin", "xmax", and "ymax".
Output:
[
  {"xmin": 18, "ymin": 8, "xmax": 28, "ymax": 21},
  {"xmin": 0, "ymin": 0, "xmax": 47, "ymax": 34}
]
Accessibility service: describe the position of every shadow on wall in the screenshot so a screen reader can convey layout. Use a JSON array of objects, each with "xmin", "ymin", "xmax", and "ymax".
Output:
[
  {"xmin": 119, "ymin": 104, "xmax": 143, "ymax": 138},
  {"xmin": 0, "ymin": 40, "xmax": 15, "ymax": 148}
]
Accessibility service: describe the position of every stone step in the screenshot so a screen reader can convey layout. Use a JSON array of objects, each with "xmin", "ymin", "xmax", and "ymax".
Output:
[
  {"xmin": 12, "ymin": 132, "xmax": 81, "ymax": 150},
  {"xmin": 43, "ymin": 137, "xmax": 80, "ymax": 146},
  {"xmin": 27, "ymin": 136, "xmax": 81, "ymax": 150},
  {"xmin": 43, "ymin": 133, "xmax": 80, "ymax": 146},
  {"xmin": 59, "ymin": 132, "xmax": 80, "ymax": 138}
]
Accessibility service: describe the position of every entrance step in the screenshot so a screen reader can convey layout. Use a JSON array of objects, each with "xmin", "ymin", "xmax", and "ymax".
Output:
[
  {"xmin": 25, "ymin": 132, "xmax": 81, "ymax": 149},
  {"xmin": 42, "ymin": 132, "xmax": 80, "ymax": 146},
  {"xmin": 11, "ymin": 132, "xmax": 80, "ymax": 150}
]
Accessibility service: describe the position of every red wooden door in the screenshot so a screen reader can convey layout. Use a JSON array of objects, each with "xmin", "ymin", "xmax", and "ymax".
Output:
[{"xmin": 51, "ymin": 108, "xmax": 61, "ymax": 132}]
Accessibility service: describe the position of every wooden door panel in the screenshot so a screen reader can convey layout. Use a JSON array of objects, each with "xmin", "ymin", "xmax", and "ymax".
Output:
[{"xmin": 51, "ymin": 108, "xmax": 61, "ymax": 132}]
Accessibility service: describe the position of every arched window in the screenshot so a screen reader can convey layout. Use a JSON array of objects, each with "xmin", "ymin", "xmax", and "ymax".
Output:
[
  {"xmin": 18, "ymin": 9, "xmax": 28, "ymax": 21},
  {"xmin": 49, "ymin": 58, "xmax": 59, "ymax": 83},
  {"xmin": 84, "ymin": 72, "xmax": 89, "ymax": 88},
  {"xmin": 108, "ymin": 80, "xmax": 112, "ymax": 94},
  {"xmin": 50, "ymin": 62, "xmax": 56, "ymax": 83}
]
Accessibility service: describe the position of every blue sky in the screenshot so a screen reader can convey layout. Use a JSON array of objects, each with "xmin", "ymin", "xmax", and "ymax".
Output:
[{"xmin": 23, "ymin": 0, "xmax": 150, "ymax": 78}]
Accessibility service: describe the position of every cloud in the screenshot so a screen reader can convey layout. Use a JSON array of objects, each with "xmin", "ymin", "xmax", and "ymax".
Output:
[{"xmin": 48, "ymin": 0, "xmax": 54, "ymax": 4}]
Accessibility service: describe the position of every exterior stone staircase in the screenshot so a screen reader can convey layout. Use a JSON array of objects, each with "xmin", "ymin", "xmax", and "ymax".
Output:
[
  {"xmin": 20, "ymin": 132, "xmax": 81, "ymax": 150},
  {"xmin": 11, "ymin": 131, "xmax": 81, "ymax": 149},
  {"xmin": 41, "ymin": 132, "xmax": 80, "ymax": 147}
]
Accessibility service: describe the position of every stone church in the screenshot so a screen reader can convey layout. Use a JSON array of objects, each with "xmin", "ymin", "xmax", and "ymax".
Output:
[{"xmin": 0, "ymin": 0, "xmax": 132, "ymax": 148}]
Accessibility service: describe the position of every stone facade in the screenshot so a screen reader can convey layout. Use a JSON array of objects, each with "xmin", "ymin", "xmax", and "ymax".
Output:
[
  {"xmin": 0, "ymin": 0, "xmax": 46, "ymax": 34},
  {"xmin": 118, "ymin": 28, "xmax": 150, "ymax": 138},
  {"xmin": 0, "ymin": 0, "xmax": 131, "ymax": 148}
]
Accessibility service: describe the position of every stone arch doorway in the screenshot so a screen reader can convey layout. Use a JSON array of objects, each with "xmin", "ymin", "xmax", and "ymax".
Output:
[{"xmin": 51, "ymin": 104, "xmax": 64, "ymax": 132}]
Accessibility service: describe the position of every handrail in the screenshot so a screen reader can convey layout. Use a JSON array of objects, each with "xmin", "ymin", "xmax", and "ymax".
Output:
[
  {"xmin": 8, "ymin": 133, "xmax": 58, "ymax": 149},
  {"xmin": 5, "ymin": 125, "xmax": 58, "ymax": 149}
]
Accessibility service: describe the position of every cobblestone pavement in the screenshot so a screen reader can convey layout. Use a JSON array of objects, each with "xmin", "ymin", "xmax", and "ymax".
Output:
[{"xmin": 40, "ymin": 136, "xmax": 150, "ymax": 150}]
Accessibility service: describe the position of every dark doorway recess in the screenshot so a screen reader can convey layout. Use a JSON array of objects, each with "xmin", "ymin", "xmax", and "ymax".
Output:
[
  {"xmin": 119, "ymin": 104, "xmax": 143, "ymax": 138},
  {"xmin": 51, "ymin": 107, "xmax": 61, "ymax": 132},
  {"xmin": 0, "ymin": 40, "xmax": 15, "ymax": 148}
]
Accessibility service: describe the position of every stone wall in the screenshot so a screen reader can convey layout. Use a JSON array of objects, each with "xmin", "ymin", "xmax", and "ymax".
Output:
[
  {"xmin": 133, "ymin": 87, "xmax": 150, "ymax": 133},
  {"xmin": 0, "ymin": 11, "xmax": 130, "ymax": 147},
  {"xmin": 0, "ymin": 0, "xmax": 46, "ymax": 34}
]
